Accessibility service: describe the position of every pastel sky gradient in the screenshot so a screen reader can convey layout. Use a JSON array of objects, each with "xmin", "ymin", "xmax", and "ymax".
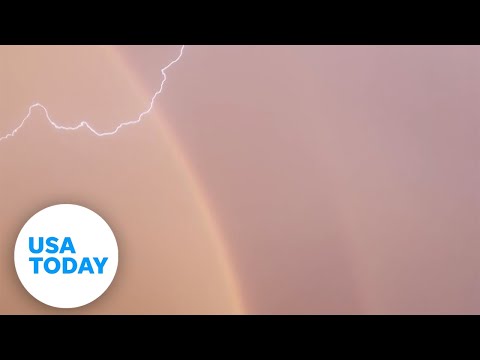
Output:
[{"xmin": 0, "ymin": 45, "xmax": 478, "ymax": 314}]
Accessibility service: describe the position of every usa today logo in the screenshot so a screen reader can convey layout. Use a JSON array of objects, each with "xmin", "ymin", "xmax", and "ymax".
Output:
[
  {"xmin": 28, "ymin": 236, "xmax": 109, "ymax": 275},
  {"xmin": 14, "ymin": 204, "xmax": 118, "ymax": 309}
]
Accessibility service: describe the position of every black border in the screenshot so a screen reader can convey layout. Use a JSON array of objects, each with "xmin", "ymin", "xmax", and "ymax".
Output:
[
  {"xmin": 2, "ymin": 5, "xmax": 478, "ymax": 44},
  {"xmin": 1, "ymin": 315, "xmax": 474, "ymax": 347}
]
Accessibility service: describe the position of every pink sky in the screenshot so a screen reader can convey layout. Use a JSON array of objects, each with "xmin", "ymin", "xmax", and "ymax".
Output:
[{"xmin": 0, "ymin": 45, "xmax": 479, "ymax": 314}]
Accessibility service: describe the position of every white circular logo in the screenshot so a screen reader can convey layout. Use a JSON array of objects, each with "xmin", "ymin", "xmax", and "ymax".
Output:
[{"xmin": 14, "ymin": 204, "xmax": 118, "ymax": 309}]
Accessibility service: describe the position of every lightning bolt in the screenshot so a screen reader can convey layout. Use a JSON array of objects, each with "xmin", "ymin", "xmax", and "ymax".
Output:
[{"xmin": 0, "ymin": 45, "xmax": 185, "ymax": 143}]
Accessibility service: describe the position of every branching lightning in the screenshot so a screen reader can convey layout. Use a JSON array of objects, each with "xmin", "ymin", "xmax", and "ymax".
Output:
[{"xmin": 0, "ymin": 45, "xmax": 185, "ymax": 143}]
